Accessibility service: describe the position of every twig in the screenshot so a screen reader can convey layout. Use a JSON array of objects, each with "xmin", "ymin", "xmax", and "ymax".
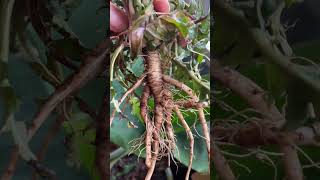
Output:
[
  {"xmin": 1, "ymin": 40, "xmax": 108, "ymax": 180},
  {"xmin": 110, "ymin": 74, "xmax": 146, "ymax": 125},
  {"xmin": 27, "ymin": 40, "xmax": 108, "ymax": 139},
  {"xmin": 0, "ymin": 0, "xmax": 15, "ymax": 62},
  {"xmin": 75, "ymin": 97, "xmax": 98, "ymax": 120},
  {"xmin": 28, "ymin": 160, "xmax": 56, "ymax": 179},
  {"xmin": 194, "ymin": 15, "xmax": 208, "ymax": 24},
  {"xmin": 110, "ymin": 147, "xmax": 129, "ymax": 168},
  {"xmin": 31, "ymin": 115, "xmax": 64, "ymax": 180},
  {"xmin": 213, "ymin": 122, "xmax": 320, "ymax": 147},
  {"xmin": 32, "ymin": 99, "xmax": 72, "ymax": 180}
]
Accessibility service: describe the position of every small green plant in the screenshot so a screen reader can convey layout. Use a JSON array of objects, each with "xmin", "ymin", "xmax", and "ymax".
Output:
[{"xmin": 110, "ymin": 0, "xmax": 210, "ymax": 179}]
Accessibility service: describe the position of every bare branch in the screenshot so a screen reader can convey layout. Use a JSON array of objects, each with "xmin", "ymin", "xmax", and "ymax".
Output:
[
  {"xmin": 110, "ymin": 74, "xmax": 146, "ymax": 125},
  {"xmin": 212, "ymin": 60, "xmax": 286, "ymax": 128},
  {"xmin": 213, "ymin": 122, "xmax": 320, "ymax": 147},
  {"xmin": 27, "ymin": 40, "xmax": 108, "ymax": 139}
]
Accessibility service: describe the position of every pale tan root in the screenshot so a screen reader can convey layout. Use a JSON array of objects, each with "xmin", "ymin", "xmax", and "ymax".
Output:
[
  {"xmin": 174, "ymin": 105, "xmax": 194, "ymax": 180},
  {"xmin": 140, "ymin": 85, "xmax": 152, "ymax": 168},
  {"xmin": 197, "ymin": 105, "xmax": 210, "ymax": 158},
  {"xmin": 163, "ymin": 75, "xmax": 210, "ymax": 160}
]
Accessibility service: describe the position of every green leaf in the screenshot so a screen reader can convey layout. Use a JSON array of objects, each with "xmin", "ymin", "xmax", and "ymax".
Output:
[
  {"xmin": 110, "ymin": 105, "xmax": 145, "ymax": 150},
  {"xmin": 63, "ymin": 113, "xmax": 99, "ymax": 180},
  {"xmin": 174, "ymin": 123, "xmax": 209, "ymax": 172},
  {"xmin": 197, "ymin": 54, "xmax": 204, "ymax": 63},
  {"xmin": 161, "ymin": 11, "xmax": 192, "ymax": 38},
  {"xmin": 52, "ymin": 14, "xmax": 78, "ymax": 38},
  {"xmin": 111, "ymin": 80, "xmax": 125, "ymax": 99},
  {"xmin": 129, "ymin": 96, "xmax": 141, "ymax": 121},
  {"xmin": 127, "ymin": 57, "xmax": 144, "ymax": 77}
]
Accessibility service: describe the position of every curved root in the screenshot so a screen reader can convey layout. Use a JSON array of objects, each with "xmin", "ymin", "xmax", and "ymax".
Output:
[{"xmin": 174, "ymin": 105, "xmax": 194, "ymax": 180}]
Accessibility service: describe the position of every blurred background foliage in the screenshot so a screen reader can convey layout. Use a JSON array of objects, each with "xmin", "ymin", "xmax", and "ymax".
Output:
[
  {"xmin": 212, "ymin": 0, "xmax": 320, "ymax": 179},
  {"xmin": 0, "ymin": 0, "xmax": 105, "ymax": 179}
]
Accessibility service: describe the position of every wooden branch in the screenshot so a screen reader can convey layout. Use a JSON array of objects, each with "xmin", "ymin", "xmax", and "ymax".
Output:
[
  {"xmin": 213, "ymin": 122, "xmax": 320, "ymax": 147},
  {"xmin": 212, "ymin": 60, "xmax": 286, "ymax": 128},
  {"xmin": 27, "ymin": 40, "xmax": 108, "ymax": 139},
  {"xmin": 1, "ymin": 40, "xmax": 108, "ymax": 180},
  {"xmin": 110, "ymin": 74, "xmax": 146, "ymax": 125},
  {"xmin": 75, "ymin": 97, "xmax": 98, "ymax": 120},
  {"xmin": 32, "ymin": 100, "xmax": 72, "ymax": 180}
]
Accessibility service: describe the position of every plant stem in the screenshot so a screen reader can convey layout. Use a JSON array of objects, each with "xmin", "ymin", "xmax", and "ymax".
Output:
[
  {"xmin": 0, "ymin": 0, "xmax": 15, "ymax": 63},
  {"xmin": 110, "ymin": 43, "xmax": 124, "ymax": 82},
  {"xmin": 110, "ymin": 147, "xmax": 129, "ymax": 168}
]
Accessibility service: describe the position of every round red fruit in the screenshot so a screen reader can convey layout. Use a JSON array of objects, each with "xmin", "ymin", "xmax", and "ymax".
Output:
[
  {"xmin": 110, "ymin": 2, "xmax": 129, "ymax": 33},
  {"xmin": 153, "ymin": 0, "xmax": 170, "ymax": 13}
]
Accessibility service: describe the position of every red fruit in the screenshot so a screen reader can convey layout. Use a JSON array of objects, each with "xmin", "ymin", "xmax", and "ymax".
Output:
[
  {"xmin": 110, "ymin": 2, "xmax": 129, "ymax": 33},
  {"xmin": 153, "ymin": 0, "xmax": 170, "ymax": 13}
]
